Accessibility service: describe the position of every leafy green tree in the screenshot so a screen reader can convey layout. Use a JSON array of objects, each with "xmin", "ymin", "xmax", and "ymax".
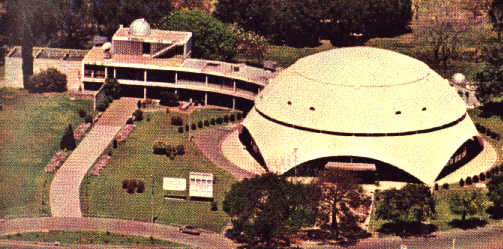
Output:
[
  {"xmin": 223, "ymin": 173, "xmax": 318, "ymax": 248},
  {"xmin": 490, "ymin": 0, "xmax": 503, "ymax": 41},
  {"xmin": 449, "ymin": 190, "xmax": 488, "ymax": 221},
  {"xmin": 487, "ymin": 174, "xmax": 503, "ymax": 208},
  {"xmin": 475, "ymin": 43, "xmax": 503, "ymax": 104},
  {"xmin": 60, "ymin": 124, "xmax": 76, "ymax": 151},
  {"xmin": 230, "ymin": 24, "xmax": 268, "ymax": 64},
  {"xmin": 159, "ymin": 91, "xmax": 179, "ymax": 107},
  {"xmin": 156, "ymin": 10, "xmax": 236, "ymax": 61},
  {"xmin": 26, "ymin": 68, "xmax": 67, "ymax": 93},
  {"xmin": 315, "ymin": 170, "xmax": 371, "ymax": 239},
  {"xmin": 92, "ymin": 0, "xmax": 172, "ymax": 37},
  {"xmin": 103, "ymin": 78, "xmax": 121, "ymax": 99},
  {"xmin": 376, "ymin": 184, "xmax": 435, "ymax": 224}
]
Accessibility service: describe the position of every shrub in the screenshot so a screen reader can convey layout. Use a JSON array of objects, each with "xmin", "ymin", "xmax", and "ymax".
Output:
[
  {"xmin": 84, "ymin": 115, "xmax": 93, "ymax": 123},
  {"xmin": 107, "ymin": 151, "xmax": 112, "ymax": 156},
  {"xmin": 106, "ymin": 95, "xmax": 114, "ymax": 104},
  {"xmin": 176, "ymin": 144, "xmax": 185, "ymax": 155},
  {"xmin": 171, "ymin": 116, "xmax": 184, "ymax": 126},
  {"xmin": 204, "ymin": 120, "xmax": 210, "ymax": 127},
  {"xmin": 466, "ymin": 176, "xmax": 472, "ymax": 185},
  {"xmin": 178, "ymin": 127, "xmax": 184, "ymax": 133},
  {"xmin": 60, "ymin": 124, "xmax": 76, "ymax": 150},
  {"xmin": 96, "ymin": 101, "xmax": 108, "ymax": 112},
  {"xmin": 473, "ymin": 175, "xmax": 479, "ymax": 183},
  {"xmin": 459, "ymin": 178, "xmax": 465, "ymax": 187},
  {"xmin": 137, "ymin": 181, "xmax": 145, "ymax": 193},
  {"xmin": 434, "ymin": 183, "xmax": 438, "ymax": 191},
  {"xmin": 146, "ymin": 115, "xmax": 150, "ymax": 122},
  {"xmin": 229, "ymin": 114, "xmax": 235, "ymax": 122},
  {"xmin": 113, "ymin": 139, "xmax": 118, "ymax": 148},
  {"xmin": 237, "ymin": 113, "xmax": 242, "ymax": 120},
  {"xmin": 133, "ymin": 109, "xmax": 143, "ymax": 121},
  {"xmin": 126, "ymin": 118, "xmax": 134, "ymax": 125},
  {"xmin": 210, "ymin": 118, "xmax": 216, "ymax": 125},
  {"xmin": 211, "ymin": 201, "xmax": 218, "ymax": 211},
  {"xmin": 185, "ymin": 124, "xmax": 190, "ymax": 131},
  {"xmin": 103, "ymin": 77, "xmax": 121, "ymax": 99},
  {"xmin": 480, "ymin": 172, "xmax": 486, "ymax": 181},
  {"xmin": 153, "ymin": 141, "xmax": 167, "ymax": 154},
  {"xmin": 122, "ymin": 179, "xmax": 129, "ymax": 189},
  {"xmin": 160, "ymin": 91, "xmax": 179, "ymax": 107},
  {"xmin": 26, "ymin": 68, "xmax": 67, "ymax": 93},
  {"xmin": 442, "ymin": 183, "xmax": 449, "ymax": 190},
  {"xmin": 137, "ymin": 100, "xmax": 142, "ymax": 109},
  {"xmin": 191, "ymin": 123, "xmax": 197, "ymax": 130},
  {"xmin": 224, "ymin": 115, "xmax": 229, "ymax": 123},
  {"xmin": 166, "ymin": 145, "xmax": 176, "ymax": 156},
  {"xmin": 216, "ymin": 117, "xmax": 223, "ymax": 124},
  {"xmin": 198, "ymin": 120, "xmax": 203, "ymax": 128},
  {"xmin": 487, "ymin": 171, "xmax": 493, "ymax": 179},
  {"xmin": 78, "ymin": 109, "xmax": 87, "ymax": 118}
]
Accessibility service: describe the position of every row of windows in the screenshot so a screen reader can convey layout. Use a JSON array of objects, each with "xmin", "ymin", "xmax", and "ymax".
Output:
[{"xmin": 285, "ymin": 99, "xmax": 427, "ymax": 114}]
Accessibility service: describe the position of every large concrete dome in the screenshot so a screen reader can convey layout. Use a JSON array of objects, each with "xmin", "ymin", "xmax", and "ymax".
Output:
[
  {"xmin": 241, "ymin": 47, "xmax": 482, "ymax": 185},
  {"xmin": 129, "ymin": 18, "xmax": 151, "ymax": 36}
]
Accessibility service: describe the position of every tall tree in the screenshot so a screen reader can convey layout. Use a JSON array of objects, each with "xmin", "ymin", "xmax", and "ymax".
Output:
[
  {"xmin": 230, "ymin": 24, "xmax": 268, "ymax": 64},
  {"xmin": 60, "ymin": 124, "xmax": 76, "ymax": 151},
  {"xmin": 475, "ymin": 43, "xmax": 503, "ymax": 104},
  {"xmin": 490, "ymin": 0, "xmax": 503, "ymax": 41},
  {"xmin": 315, "ymin": 170, "xmax": 371, "ymax": 240},
  {"xmin": 449, "ymin": 190, "xmax": 488, "ymax": 222},
  {"xmin": 487, "ymin": 174, "xmax": 503, "ymax": 209},
  {"xmin": 223, "ymin": 173, "xmax": 318, "ymax": 248},
  {"xmin": 156, "ymin": 10, "xmax": 236, "ymax": 61},
  {"xmin": 376, "ymin": 184, "xmax": 435, "ymax": 224}
]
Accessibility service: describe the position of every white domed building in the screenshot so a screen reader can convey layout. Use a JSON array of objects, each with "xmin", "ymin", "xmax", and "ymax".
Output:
[{"xmin": 239, "ymin": 47, "xmax": 484, "ymax": 185}]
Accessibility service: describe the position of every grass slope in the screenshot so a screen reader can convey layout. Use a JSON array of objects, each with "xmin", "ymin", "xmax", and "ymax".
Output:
[
  {"xmin": 0, "ymin": 230, "xmax": 188, "ymax": 247},
  {"xmin": 81, "ymin": 109, "xmax": 237, "ymax": 232},
  {"xmin": 0, "ymin": 88, "xmax": 92, "ymax": 217}
]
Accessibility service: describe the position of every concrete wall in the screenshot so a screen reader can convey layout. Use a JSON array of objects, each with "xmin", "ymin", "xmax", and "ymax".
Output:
[{"xmin": 2, "ymin": 56, "xmax": 82, "ymax": 91}]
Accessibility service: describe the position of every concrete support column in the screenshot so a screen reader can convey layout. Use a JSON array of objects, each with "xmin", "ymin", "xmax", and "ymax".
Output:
[
  {"xmin": 232, "ymin": 97, "xmax": 236, "ymax": 111},
  {"xmin": 105, "ymin": 67, "xmax": 108, "ymax": 78},
  {"xmin": 204, "ymin": 92, "xmax": 208, "ymax": 106},
  {"xmin": 144, "ymin": 70, "xmax": 147, "ymax": 83},
  {"xmin": 233, "ymin": 80, "xmax": 236, "ymax": 92},
  {"xmin": 175, "ymin": 72, "xmax": 178, "ymax": 84},
  {"xmin": 205, "ymin": 76, "xmax": 208, "ymax": 87},
  {"xmin": 113, "ymin": 68, "xmax": 117, "ymax": 78},
  {"xmin": 144, "ymin": 87, "xmax": 147, "ymax": 99}
]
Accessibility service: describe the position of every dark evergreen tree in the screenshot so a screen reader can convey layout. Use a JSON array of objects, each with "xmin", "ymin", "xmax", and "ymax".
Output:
[{"xmin": 60, "ymin": 124, "xmax": 77, "ymax": 150}]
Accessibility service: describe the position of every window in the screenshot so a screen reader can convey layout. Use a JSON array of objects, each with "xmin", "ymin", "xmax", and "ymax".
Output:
[
  {"xmin": 395, "ymin": 111, "xmax": 401, "ymax": 115},
  {"xmin": 143, "ymin": 43, "xmax": 151, "ymax": 55},
  {"xmin": 309, "ymin": 106, "xmax": 315, "ymax": 111},
  {"xmin": 287, "ymin": 101, "xmax": 292, "ymax": 105},
  {"xmin": 422, "ymin": 107, "xmax": 427, "ymax": 111}
]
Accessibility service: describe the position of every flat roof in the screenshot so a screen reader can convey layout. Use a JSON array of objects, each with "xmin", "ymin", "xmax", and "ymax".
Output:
[
  {"xmin": 8, "ymin": 46, "xmax": 88, "ymax": 60},
  {"xmin": 113, "ymin": 27, "xmax": 192, "ymax": 45},
  {"xmin": 83, "ymin": 47, "xmax": 184, "ymax": 67}
]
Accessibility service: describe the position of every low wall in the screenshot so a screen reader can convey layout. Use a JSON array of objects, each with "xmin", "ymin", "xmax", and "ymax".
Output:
[{"xmin": 93, "ymin": 83, "xmax": 107, "ymax": 111}]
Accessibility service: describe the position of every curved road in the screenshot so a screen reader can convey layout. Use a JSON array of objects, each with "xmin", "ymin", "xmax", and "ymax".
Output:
[{"xmin": 0, "ymin": 217, "xmax": 239, "ymax": 248}]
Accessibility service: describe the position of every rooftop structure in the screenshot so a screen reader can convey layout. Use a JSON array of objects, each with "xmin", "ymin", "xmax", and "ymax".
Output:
[{"xmin": 240, "ymin": 47, "xmax": 484, "ymax": 185}]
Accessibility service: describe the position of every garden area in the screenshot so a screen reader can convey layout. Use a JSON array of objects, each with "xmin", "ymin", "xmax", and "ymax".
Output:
[
  {"xmin": 0, "ymin": 88, "xmax": 92, "ymax": 218},
  {"xmin": 80, "ymin": 108, "xmax": 241, "ymax": 232},
  {"xmin": 0, "ymin": 230, "xmax": 188, "ymax": 248}
]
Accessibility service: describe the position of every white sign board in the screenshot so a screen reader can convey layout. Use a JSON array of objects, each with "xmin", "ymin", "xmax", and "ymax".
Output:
[
  {"xmin": 163, "ymin": 177, "xmax": 186, "ymax": 191},
  {"xmin": 189, "ymin": 172, "xmax": 213, "ymax": 198}
]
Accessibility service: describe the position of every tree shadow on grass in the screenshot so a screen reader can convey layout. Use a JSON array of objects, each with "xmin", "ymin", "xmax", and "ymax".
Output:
[
  {"xmin": 486, "ymin": 206, "xmax": 503, "ymax": 219},
  {"xmin": 378, "ymin": 221, "xmax": 438, "ymax": 238},
  {"xmin": 479, "ymin": 101, "xmax": 503, "ymax": 118},
  {"xmin": 449, "ymin": 218, "xmax": 487, "ymax": 230}
]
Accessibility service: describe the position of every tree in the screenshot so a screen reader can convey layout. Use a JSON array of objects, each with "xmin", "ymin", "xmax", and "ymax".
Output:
[
  {"xmin": 103, "ymin": 77, "xmax": 121, "ymax": 99},
  {"xmin": 26, "ymin": 68, "xmax": 67, "ymax": 93},
  {"xmin": 315, "ymin": 170, "xmax": 371, "ymax": 240},
  {"xmin": 463, "ymin": 0, "xmax": 491, "ymax": 19},
  {"xmin": 60, "ymin": 124, "xmax": 76, "ymax": 151},
  {"xmin": 159, "ymin": 91, "xmax": 179, "ymax": 107},
  {"xmin": 155, "ymin": 10, "xmax": 236, "ymax": 61},
  {"xmin": 171, "ymin": 0, "xmax": 212, "ymax": 13},
  {"xmin": 223, "ymin": 173, "xmax": 318, "ymax": 248},
  {"xmin": 230, "ymin": 24, "xmax": 268, "ymax": 64},
  {"xmin": 475, "ymin": 43, "xmax": 503, "ymax": 104},
  {"xmin": 376, "ymin": 184, "xmax": 435, "ymax": 224},
  {"xmin": 449, "ymin": 190, "xmax": 488, "ymax": 222},
  {"xmin": 414, "ymin": 1, "xmax": 467, "ymax": 70},
  {"xmin": 487, "ymin": 174, "xmax": 503, "ymax": 208},
  {"xmin": 92, "ymin": 0, "xmax": 173, "ymax": 37},
  {"xmin": 490, "ymin": 0, "xmax": 503, "ymax": 41}
]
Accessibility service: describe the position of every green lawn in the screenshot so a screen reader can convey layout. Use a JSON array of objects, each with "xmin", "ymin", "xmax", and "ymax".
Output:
[
  {"xmin": 0, "ymin": 230, "xmax": 188, "ymax": 247},
  {"xmin": 81, "ymin": 109, "xmax": 238, "ymax": 232},
  {"xmin": 0, "ymin": 88, "xmax": 92, "ymax": 217}
]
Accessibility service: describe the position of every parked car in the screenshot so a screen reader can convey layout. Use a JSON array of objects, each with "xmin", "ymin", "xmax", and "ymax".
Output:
[{"xmin": 179, "ymin": 225, "xmax": 201, "ymax": 235}]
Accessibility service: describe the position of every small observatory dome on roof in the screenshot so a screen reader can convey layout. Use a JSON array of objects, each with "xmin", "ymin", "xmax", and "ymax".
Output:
[
  {"xmin": 452, "ymin": 73, "xmax": 467, "ymax": 85},
  {"xmin": 129, "ymin": 18, "xmax": 151, "ymax": 36}
]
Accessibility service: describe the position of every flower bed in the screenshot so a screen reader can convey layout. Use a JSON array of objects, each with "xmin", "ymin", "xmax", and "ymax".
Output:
[
  {"xmin": 116, "ymin": 124, "xmax": 136, "ymax": 143},
  {"xmin": 90, "ymin": 155, "xmax": 111, "ymax": 176},
  {"xmin": 73, "ymin": 122, "xmax": 92, "ymax": 140},
  {"xmin": 44, "ymin": 151, "xmax": 68, "ymax": 173}
]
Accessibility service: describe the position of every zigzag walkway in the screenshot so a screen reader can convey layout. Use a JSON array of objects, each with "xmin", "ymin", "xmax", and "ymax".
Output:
[{"xmin": 50, "ymin": 98, "xmax": 137, "ymax": 218}]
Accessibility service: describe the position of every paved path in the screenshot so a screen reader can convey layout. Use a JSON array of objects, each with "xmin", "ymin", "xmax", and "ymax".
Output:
[
  {"xmin": 50, "ymin": 98, "xmax": 137, "ymax": 217},
  {"xmin": 192, "ymin": 125, "xmax": 256, "ymax": 180},
  {"xmin": 0, "ymin": 217, "xmax": 239, "ymax": 248}
]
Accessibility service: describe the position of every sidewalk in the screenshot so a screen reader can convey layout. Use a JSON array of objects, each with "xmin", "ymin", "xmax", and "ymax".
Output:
[{"xmin": 50, "ymin": 98, "xmax": 137, "ymax": 218}]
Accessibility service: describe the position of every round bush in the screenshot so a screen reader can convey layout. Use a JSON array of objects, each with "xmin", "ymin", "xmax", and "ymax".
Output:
[
  {"xmin": 204, "ymin": 120, "xmax": 210, "ymax": 127},
  {"xmin": 191, "ymin": 123, "xmax": 197, "ymax": 130},
  {"xmin": 78, "ymin": 109, "xmax": 87, "ymax": 118},
  {"xmin": 126, "ymin": 118, "xmax": 134, "ymax": 125},
  {"xmin": 133, "ymin": 109, "xmax": 143, "ymax": 121},
  {"xmin": 434, "ymin": 183, "xmax": 438, "ymax": 191},
  {"xmin": 178, "ymin": 127, "xmax": 184, "ymax": 133},
  {"xmin": 84, "ymin": 115, "xmax": 93, "ymax": 123},
  {"xmin": 185, "ymin": 124, "xmax": 190, "ymax": 131},
  {"xmin": 211, "ymin": 201, "xmax": 218, "ymax": 211},
  {"xmin": 216, "ymin": 117, "xmax": 223, "ymax": 124},
  {"xmin": 198, "ymin": 120, "xmax": 203, "ymax": 128},
  {"xmin": 223, "ymin": 115, "xmax": 229, "ymax": 123},
  {"xmin": 459, "ymin": 178, "xmax": 465, "ymax": 187},
  {"xmin": 26, "ymin": 68, "xmax": 67, "ymax": 93},
  {"xmin": 210, "ymin": 118, "xmax": 216, "ymax": 125},
  {"xmin": 153, "ymin": 141, "xmax": 167, "ymax": 154},
  {"xmin": 237, "ymin": 113, "xmax": 243, "ymax": 120},
  {"xmin": 122, "ymin": 179, "xmax": 129, "ymax": 189},
  {"xmin": 480, "ymin": 172, "xmax": 486, "ymax": 181},
  {"xmin": 176, "ymin": 144, "xmax": 185, "ymax": 155},
  {"xmin": 229, "ymin": 114, "xmax": 235, "ymax": 122},
  {"xmin": 137, "ymin": 181, "xmax": 145, "ymax": 193},
  {"xmin": 113, "ymin": 139, "xmax": 118, "ymax": 148},
  {"xmin": 171, "ymin": 116, "xmax": 184, "ymax": 126},
  {"xmin": 442, "ymin": 183, "xmax": 449, "ymax": 190},
  {"xmin": 466, "ymin": 176, "xmax": 472, "ymax": 185},
  {"xmin": 487, "ymin": 171, "xmax": 493, "ymax": 179},
  {"xmin": 473, "ymin": 175, "xmax": 479, "ymax": 183}
]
